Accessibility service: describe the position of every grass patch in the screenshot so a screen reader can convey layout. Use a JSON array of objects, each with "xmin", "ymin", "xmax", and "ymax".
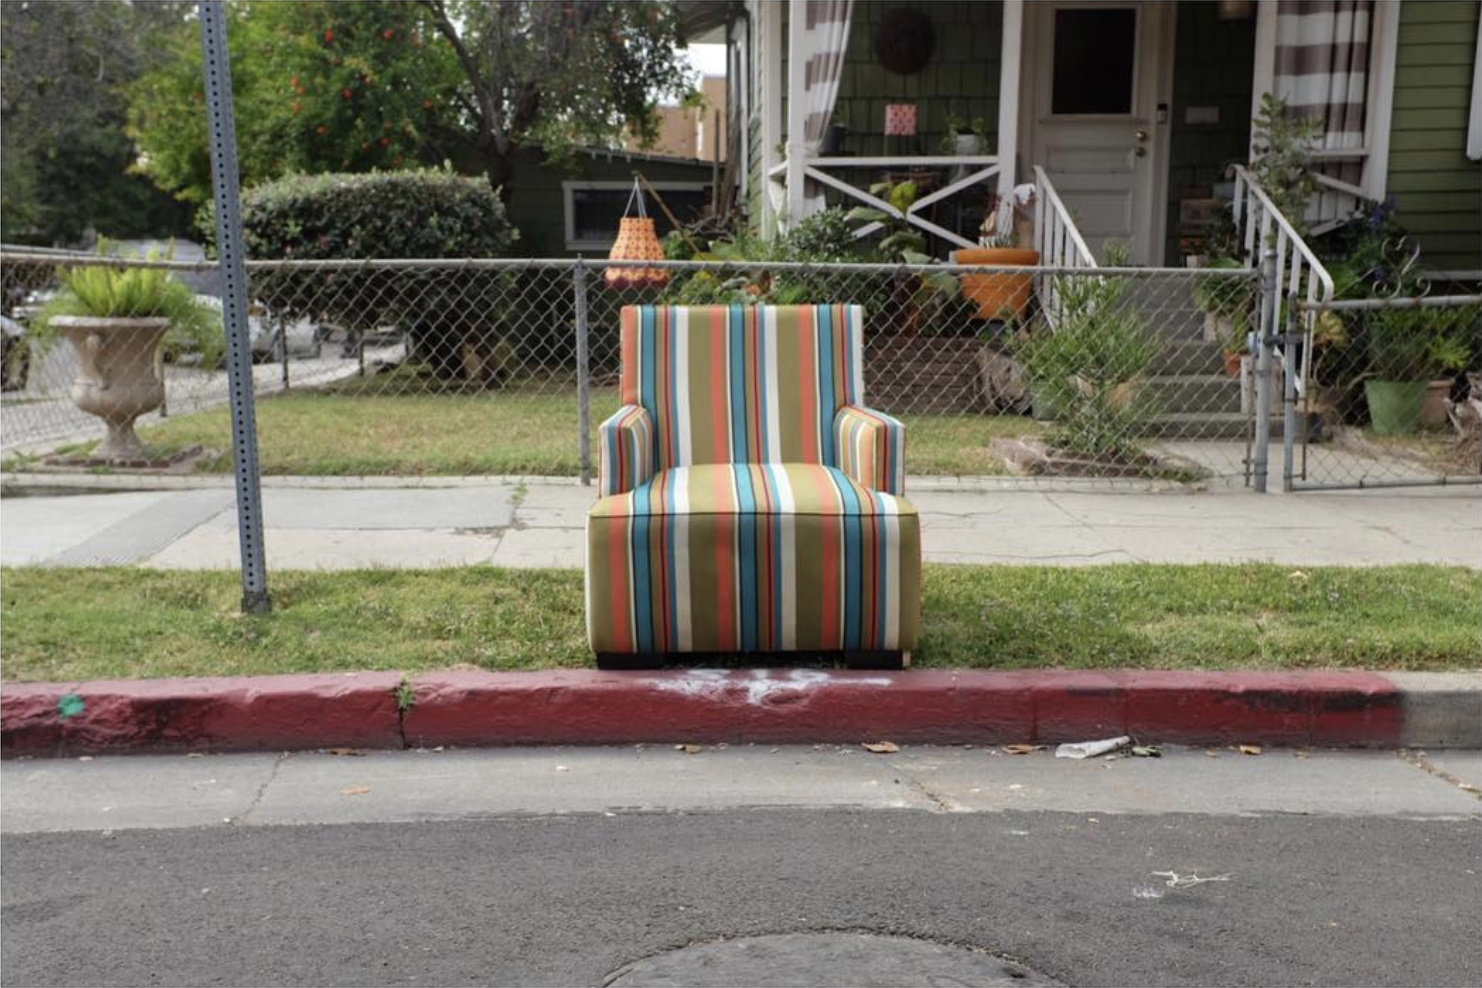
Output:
[
  {"xmin": 2, "ymin": 564, "xmax": 1476, "ymax": 682},
  {"xmin": 25, "ymin": 381, "xmax": 1036, "ymax": 478}
]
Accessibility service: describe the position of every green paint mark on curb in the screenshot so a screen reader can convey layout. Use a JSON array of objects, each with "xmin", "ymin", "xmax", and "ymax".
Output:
[{"xmin": 57, "ymin": 693, "xmax": 85, "ymax": 719}]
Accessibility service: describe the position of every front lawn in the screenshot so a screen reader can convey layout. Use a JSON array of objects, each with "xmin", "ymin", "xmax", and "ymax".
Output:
[
  {"xmin": 11, "ymin": 382, "xmax": 1036, "ymax": 478},
  {"xmin": 2, "ymin": 564, "xmax": 1476, "ymax": 681}
]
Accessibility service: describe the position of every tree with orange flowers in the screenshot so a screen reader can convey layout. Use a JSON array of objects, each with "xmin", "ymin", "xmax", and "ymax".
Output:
[{"xmin": 129, "ymin": 2, "xmax": 462, "ymax": 204}]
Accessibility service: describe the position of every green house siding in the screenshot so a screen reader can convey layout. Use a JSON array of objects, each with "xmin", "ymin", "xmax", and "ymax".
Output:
[
  {"xmin": 1387, "ymin": 0, "xmax": 1482, "ymax": 273},
  {"xmin": 501, "ymin": 149, "xmax": 712, "ymax": 257},
  {"xmin": 827, "ymin": 1, "xmax": 1003, "ymax": 158},
  {"xmin": 1165, "ymin": 1, "xmax": 1258, "ymax": 263}
]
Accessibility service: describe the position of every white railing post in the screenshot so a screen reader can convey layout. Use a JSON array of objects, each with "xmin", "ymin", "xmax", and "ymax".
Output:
[
  {"xmin": 997, "ymin": 0, "xmax": 1024, "ymax": 199},
  {"xmin": 784, "ymin": 0, "xmax": 809, "ymax": 229}
]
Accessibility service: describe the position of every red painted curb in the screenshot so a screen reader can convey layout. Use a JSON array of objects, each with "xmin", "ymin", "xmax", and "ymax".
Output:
[
  {"xmin": 2, "ymin": 669, "xmax": 1405, "ymax": 757},
  {"xmin": 402, "ymin": 668, "xmax": 1404, "ymax": 749},
  {"xmin": 1, "ymin": 673, "xmax": 404, "ymax": 757}
]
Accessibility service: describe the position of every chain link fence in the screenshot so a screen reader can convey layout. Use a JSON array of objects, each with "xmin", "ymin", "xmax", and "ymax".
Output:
[
  {"xmin": 6, "ymin": 249, "xmax": 1473, "ymax": 489},
  {"xmin": 1285, "ymin": 293, "xmax": 1482, "ymax": 490}
]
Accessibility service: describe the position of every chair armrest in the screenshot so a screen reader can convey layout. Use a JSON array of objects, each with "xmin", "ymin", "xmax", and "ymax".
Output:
[
  {"xmin": 598, "ymin": 404, "xmax": 655, "ymax": 496},
  {"xmin": 834, "ymin": 404, "xmax": 906, "ymax": 496}
]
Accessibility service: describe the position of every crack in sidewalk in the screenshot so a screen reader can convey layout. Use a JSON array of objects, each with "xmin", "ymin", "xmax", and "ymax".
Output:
[
  {"xmin": 228, "ymin": 751, "xmax": 293, "ymax": 826},
  {"xmin": 1398, "ymin": 749, "xmax": 1482, "ymax": 801},
  {"xmin": 902, "ymin": 776, "xmax": 958, "ymax": 813}
]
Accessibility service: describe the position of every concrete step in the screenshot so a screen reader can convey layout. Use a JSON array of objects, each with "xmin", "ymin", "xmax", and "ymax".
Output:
[
  {"xmin": 1152, "ymin": 340, "xmax": 1227, "ymax": 375},
  {"xmin": 1148, "ymin": 374, "xmax": 1242, "ymax": 415}
]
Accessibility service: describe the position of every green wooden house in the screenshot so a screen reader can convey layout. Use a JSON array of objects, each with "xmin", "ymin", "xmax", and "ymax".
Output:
[{"xmin": 686, "ymin": 0, "xmax": 1480, "ymax": 275}]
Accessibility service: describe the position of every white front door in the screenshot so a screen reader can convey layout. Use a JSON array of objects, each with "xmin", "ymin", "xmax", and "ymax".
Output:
[{"xmin": 1025, "ymin": 2, "xmax": 1172, "ymax": 265}]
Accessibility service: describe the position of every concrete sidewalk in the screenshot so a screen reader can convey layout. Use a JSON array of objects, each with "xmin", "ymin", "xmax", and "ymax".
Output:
[{"xmin": 1, "ymin": 473, "xmax": 1478, "ymax": 570}]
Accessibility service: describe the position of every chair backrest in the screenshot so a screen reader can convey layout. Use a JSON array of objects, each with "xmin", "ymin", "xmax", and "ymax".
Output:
[{"xmin": 619, "ymin": 304, "xmax": 865, "ymax": 470}]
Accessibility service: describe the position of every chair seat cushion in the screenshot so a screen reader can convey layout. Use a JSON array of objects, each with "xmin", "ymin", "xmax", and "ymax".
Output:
[{"xmin": 587, "ymin": 463, "xmax": 921, "ymax": 654}]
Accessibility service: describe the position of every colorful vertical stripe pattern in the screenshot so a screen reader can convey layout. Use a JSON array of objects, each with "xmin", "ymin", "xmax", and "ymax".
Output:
[
  {"xmin": 598, "ymin": 404, "xmax": 655, "ymax": 497},
  {"xmin": 834, "ymin": 405, "xmax": 907, "ymax": 496},
  {"xmin": 586, "ymin": 463, "xmax": 921, "ymax": 654},
  {"xmin": 619, "ymin": 305, "xmax": 866, "ymax": 470}
]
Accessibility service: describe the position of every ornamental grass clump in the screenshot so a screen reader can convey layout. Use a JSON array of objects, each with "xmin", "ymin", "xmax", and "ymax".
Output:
[{"xmin": 1015, "ymin": 246, "xmax": 1161, "ymax": 460}]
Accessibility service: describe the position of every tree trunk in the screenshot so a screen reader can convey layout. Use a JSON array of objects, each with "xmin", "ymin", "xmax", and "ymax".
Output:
[{"xmin": 485, "ymin": 145, "xmax": 515, "ymax": 205}]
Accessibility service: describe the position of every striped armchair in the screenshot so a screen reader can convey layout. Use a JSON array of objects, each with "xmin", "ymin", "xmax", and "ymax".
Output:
[{"xmin": 586, "ymin": 305, "xmax": 921, "ymax": 667}]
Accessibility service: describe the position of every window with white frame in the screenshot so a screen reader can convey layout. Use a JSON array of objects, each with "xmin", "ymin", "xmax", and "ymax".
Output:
[{"xmin": 562, "ymin": 182, "xmax": 711, "ymax": 250}]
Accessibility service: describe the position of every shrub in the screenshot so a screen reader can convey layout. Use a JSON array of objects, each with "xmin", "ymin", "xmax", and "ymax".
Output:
[
  {"xmin": 1015, "ymin": 250, "xmax": 1160, "ymax": 459},
  {"xmin": 206, "ymin": 170, "xmax": 519, "ymax": 381}
]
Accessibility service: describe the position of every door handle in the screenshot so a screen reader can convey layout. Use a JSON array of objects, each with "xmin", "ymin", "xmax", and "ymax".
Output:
[
  {"xmin": 1133, "ymin": 146, "xmax": 1147, "ymax": 157},
  {"xmin": 1135, "ymin": 129, "xmax": 1148, "ymax": 142}
]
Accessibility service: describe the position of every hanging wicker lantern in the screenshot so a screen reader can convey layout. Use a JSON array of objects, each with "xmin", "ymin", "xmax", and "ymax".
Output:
[{"xmin": 604, "ymin": 179, "xmax": 669, "ymax": 290}]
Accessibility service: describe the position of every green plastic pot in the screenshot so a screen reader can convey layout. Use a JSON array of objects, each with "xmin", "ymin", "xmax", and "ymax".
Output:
[{"xmin": 1364, "ymin": 379, "xmax": 1428, "ymax": 436}]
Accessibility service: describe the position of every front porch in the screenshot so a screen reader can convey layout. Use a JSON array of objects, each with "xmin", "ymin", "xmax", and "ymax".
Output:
[{"xmin": 739, "ymin": 0, "xmax": 1398, "ymax": 268}]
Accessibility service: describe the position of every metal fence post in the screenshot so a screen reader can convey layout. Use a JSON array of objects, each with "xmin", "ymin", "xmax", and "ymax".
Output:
[
  {"xmin": 573, "ymin": 258, "xmax": 592, "ymax": 486},
  {"xmin": 1281, "ymin": 291, "xmax": 1299, "ymax": 493},
  {"xmin": 1251, "ymin": 248, "xmax": 1277, "ymax": 493},
  {"xmin": 199, "ymin": 1, "xmax": 270, "ymax": 613}
]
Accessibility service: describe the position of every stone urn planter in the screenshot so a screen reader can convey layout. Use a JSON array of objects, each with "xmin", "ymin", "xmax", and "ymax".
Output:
[{"xmin": 51, "ymin": 315, "xmax": 171, "ymax": 460}]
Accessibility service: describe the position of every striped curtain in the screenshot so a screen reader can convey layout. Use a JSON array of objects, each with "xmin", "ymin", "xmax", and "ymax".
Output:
[
  {"xmin": 799, "ymin": 0, "xmax": 853, "ymax": 216},
  {"xmin": 1273, "ymin": 0, "xmax": 1373, "ymax": 191}
]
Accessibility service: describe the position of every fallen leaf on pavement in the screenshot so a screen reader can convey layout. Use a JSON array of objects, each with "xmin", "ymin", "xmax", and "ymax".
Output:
[
  {"xmin": 339, "ymin": 786, "xmax": 370, "ymax": 796},
  {"xmin": 1130, "ymin": 745, "xmax": 1162, "ymax": 758},
  {"xmin": 1204, "ymin": 750, "xmax": 1221, "ymax": 758},
  {"xmin": 325, "ymin": 747, "xmax": 364, "ymax": 757},
  {"xmin": 1238, "ymin": 745, "xmax": 1263, "ymax": 756},
  {"xmin": 862, "ymin": 741, "xmax": 900, "ymax": 754},
  {"xmin": 674, "ymin": 744, "xmax": 702, "ymax": 754},
  {"xmin": 1002, "ymin": 744, "xmax": 1043, "ymax": 755}
]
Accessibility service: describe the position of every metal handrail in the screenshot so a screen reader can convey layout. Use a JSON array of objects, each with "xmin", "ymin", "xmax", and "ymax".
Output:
[
  {"xmin": 1231, "ymin": 164, "xmax": 1338, "ymax": 491},
  {"xmin": 1231, "ymin": 164, "xmax": 1334, "ymax": 307},
  {"xmin": 1230, "ymin": 164, "xmax": 1335, "ymax": 399}
]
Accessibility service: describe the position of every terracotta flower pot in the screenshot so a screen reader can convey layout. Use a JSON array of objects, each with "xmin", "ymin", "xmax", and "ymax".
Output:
[
  {"xmin": 52, "ymin": 315, "xmax": 171, "ymax": 460},
  {"xmin": 956, "ymin": 247, "xmax": 1039, "ymax": 320},
  {"xmin": 1419, "ymin": 379, "xmax": 1453, "ymax": 429},
  {"xmin": 1221, "ymin": 349, "xmax": 1243, "ymax": 378}
]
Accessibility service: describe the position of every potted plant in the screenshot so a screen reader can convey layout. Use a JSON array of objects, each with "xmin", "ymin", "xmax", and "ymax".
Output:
[
  {"xmin": 1191, "ymin": 257, "xmax": 1254, "ymax": 376},
  {"xmin": 1361, "ymin": 305, "xmax": 1474, "ymax": 436},
  {"xmin": 35, "ymin": 250, "xmax": 218, "ymax": 460},
  {"xmin": 955, "ymin": 231, "xmax": 1039, "ymax": 321},
  {"xmin": 941, "ymin": 113, "xmax": 988, "ymax": 157},
  {"xmin": 844, "ymin": 181, "xmax": 961, "ymax": 335},
  {"xmin": 821, "ymin": 114, "xmax": 848, "ymax": 155}
]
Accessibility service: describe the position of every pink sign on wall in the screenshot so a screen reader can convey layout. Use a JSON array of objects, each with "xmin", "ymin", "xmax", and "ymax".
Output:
[{"xmin": 883, "ymin": 103, "xmax": 918, "ymax": 136}]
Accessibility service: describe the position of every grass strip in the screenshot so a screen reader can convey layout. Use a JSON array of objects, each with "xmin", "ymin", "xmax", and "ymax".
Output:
[
  {"xmin": 2, "ymin": 564, "xmax": 1476, "ymax": 682},
  {"xmin": 9, "ymin": 387, "xmax": 1034, "ymax": 478}
]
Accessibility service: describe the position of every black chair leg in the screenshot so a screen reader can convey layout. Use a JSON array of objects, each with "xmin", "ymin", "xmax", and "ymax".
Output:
[{"xmin": 595, "ymin": 652, "xmax": 664, "ymax": 671}]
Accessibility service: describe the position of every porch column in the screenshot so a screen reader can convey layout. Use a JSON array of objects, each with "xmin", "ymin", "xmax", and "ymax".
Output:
[
  {"xmin": 785, "ymin": 0, "xmax": 809, "ymax": 229},
  {"xmin": 996, "ymin": 0, "xmax": 1024, "ymax": 198}
]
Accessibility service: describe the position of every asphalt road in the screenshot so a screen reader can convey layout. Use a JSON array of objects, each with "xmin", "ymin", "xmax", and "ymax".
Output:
[{"xmin": 3, "ymin": 749, "xmax": 1480, "ymax": 987}]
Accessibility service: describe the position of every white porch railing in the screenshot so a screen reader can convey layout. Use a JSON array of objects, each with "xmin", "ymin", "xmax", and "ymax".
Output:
[
  {"xmin": 1031, "ymin": 166, "xmax": 1097, "ymax": 270},
  {"xmin": 1231, "ymin": 164, "xmax": 1335, "ymax": 403},
  {"xmin": 1306, "ymin": 150, "xmax": 1369, "ymax": 235},
  {"xmin": 767, "ymin": 155, "xmax": 1000, "ymax": 249},
  {"xmin": 1030, "ymin": 166, "xmax": 1098, "ymax": 323}
]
